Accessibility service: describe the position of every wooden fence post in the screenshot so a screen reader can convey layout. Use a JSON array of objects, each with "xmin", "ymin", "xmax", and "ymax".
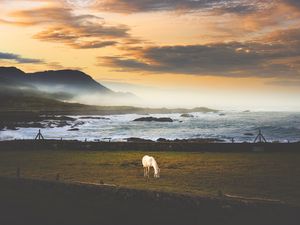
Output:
[{"xmin": 16, "ymin": 167, "xmax": 20, "ymax": 178}]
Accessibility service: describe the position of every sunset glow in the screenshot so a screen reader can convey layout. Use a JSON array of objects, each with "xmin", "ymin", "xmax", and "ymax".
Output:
[{"xmin": 1, "ymin": 0, "xmax": 300, "ymax": 110}]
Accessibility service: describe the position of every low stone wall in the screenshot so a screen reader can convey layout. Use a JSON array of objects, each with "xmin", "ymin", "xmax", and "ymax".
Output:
[{"xmin": 0, "ymin": 140, "xmax": 300, "ymax": 152}]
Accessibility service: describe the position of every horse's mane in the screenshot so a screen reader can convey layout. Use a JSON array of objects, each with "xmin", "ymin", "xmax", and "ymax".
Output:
[
  {"xmin": 152, "ymin": 157, "xmax": 158, "ymax": 166},
  {"xmin": 151, "ymin": 157, "xmax": 159, "ymax": 172}
]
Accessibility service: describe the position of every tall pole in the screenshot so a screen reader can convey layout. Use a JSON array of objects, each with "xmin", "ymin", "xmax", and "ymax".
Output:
[
  {"xmin": 254, "ymin": 129, "xmax": 267, "ymax": 143},
  {"xmin": 35, "ymin": 129, "xmax": 44, "ymax": 140}
]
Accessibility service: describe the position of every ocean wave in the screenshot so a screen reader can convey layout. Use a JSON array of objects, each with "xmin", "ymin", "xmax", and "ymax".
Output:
[{"xmin": 1, "ymin": 111, "xmax": 300, "ymax": 143}]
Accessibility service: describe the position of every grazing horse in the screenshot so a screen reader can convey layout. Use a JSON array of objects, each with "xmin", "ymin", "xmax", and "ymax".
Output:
[{"xmin": 142, "ymin": 155, "xmax": 160, "ymax": 178}]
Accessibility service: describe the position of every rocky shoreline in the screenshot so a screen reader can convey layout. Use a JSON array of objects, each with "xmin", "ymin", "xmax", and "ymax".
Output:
[
  {"xmin": 0, "ymin": 114, "xmax": 76, "ymax": 131},
  {"xmin": 0, "ymin": 110, "xmax": 214, "ymax": 131}
]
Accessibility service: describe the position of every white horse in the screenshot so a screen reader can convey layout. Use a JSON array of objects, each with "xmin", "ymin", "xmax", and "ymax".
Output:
[{"xmin": 142, "ymin": 155, "xmax": 160, "ymax": 178}]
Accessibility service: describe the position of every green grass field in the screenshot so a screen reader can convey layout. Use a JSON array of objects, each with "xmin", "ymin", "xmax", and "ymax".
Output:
[{"xmin": 0, "ymin": 150, "xmax": 299, "ymax": 205}]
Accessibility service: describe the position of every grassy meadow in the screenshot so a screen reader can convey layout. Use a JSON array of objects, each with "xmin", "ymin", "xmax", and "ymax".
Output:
[{"xmin": 0, "ymin": 150, "xmax": 299, "ymax": 205}]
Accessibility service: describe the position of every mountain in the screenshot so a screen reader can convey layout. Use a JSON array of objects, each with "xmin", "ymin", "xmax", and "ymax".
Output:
[
  {"xmin": 0, "ymin": 67, "xmax": 27, "ymax": 86},
  {"xmin": 28, "ymin": 70, "xmax": 112, "ymax": 94},
  {"xmin": 0, "ymin": 67, "xmax": 112, "ymax": 95},
  {"xmin": 0, "ymin": 66, "xmax": 217, "ymax": 114},
  {"xmin": 0, "ymin": 67, "xmax": 25, "ymax": 78}
]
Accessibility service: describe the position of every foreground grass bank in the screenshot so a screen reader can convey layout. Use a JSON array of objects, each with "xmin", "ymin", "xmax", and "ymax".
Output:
[
  {"xmin": 0, "ymin": 150, "xmax": 299, "ymax": 206},
  {"xmin": 0, "ymin": 176, "xmax": 299, "ymax": 225}
]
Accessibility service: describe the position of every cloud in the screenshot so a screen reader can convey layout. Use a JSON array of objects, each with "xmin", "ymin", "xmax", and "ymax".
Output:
[
  {"xmin": 2, "ymin": 0, "xmax": 298, "ymax": 44},
  {"xmin": 94, "ymin": 0, "xmax": 271, "ymax": 14},
  {"xmin": 2, "ymin": 0, "xmax": 300, "ymax": 81},
  {"xmin": 285, "ymin": 0, "xmax": 300, "ymax": 9},
  {"xmin": 45, "ymin": 61, "xmax": 83, "ymax": 70},
  {"xmin": 265, "ymin": 79, "xmax": 300, "ymax": 86},
  {"xmin": 263, "ymin": 26, "xmax": 300, "ymax": 43},
  {"xmin": 0, "ymin": 0, "xmax": 276, "ymax": 15},
  {"xmin": 90, "ymin": 0, "xmax": 299, "ymax": 44},
  {"xmin": 99, "ymin": 27, "xmax": 300, "ymax": 79},
  {"xmin": 0, "ymin": 52, "xmax": 44, "ymax": 64},
  {"xmin": 2, "ymin": 6, "xmax": 135, "ymax": 49}
]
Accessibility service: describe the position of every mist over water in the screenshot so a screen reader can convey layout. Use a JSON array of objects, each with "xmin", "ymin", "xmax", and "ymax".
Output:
[
  {"xmin": 101, "ymin": 81, "xmax": 300, "ymax": 111},
  {"xmin": 1, "ymin": 111, "xmax": 300, "ymax": 143}
]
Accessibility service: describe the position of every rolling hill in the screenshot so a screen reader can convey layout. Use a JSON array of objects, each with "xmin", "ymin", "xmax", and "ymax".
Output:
[
  {"xmin": 0, "ymin": 66, "xmax": 217, "ymax": 115},
  {"xmin": 0, "ymin": 67, "xmax": 112, "ymax": 95}
]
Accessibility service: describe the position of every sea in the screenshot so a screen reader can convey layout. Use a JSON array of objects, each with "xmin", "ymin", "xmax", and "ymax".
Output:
[{"xmin": 1, "ymin": 111, "xmax": 300, "ymax": 143}]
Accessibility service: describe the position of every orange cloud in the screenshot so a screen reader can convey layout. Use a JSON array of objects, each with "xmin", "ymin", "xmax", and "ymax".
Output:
[
  {"xmin": 98, "ymin": 26, "xmax": 300, "ymax": 80},
  {"xmin": 1, "ymin": 6, "xmax": 136, "ymax": 49}
]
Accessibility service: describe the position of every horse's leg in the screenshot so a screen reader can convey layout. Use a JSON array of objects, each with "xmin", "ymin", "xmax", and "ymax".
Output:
[
  {"xmin": 152, "ymin": 166, "xmax": 154, "ymax": 178},
  {"xmin": 144, "ymin": 167, "xmax": 146, "ymax": 177},
  {"xmin": 147, "ymin": 167, "xmax": 150, "ymax": 178}
]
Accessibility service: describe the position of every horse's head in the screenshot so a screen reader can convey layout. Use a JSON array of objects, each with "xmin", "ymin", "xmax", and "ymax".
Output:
[{"xmin": 154, "ymin": 167, "xmax": 160, "ymax": 178}]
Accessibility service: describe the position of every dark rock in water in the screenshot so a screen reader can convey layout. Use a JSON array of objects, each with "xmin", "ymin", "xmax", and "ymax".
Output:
[
  {"xmin": 47, "ymin": 122, "xmax": 56, "ymax": 128},
  {"xmin": 243, "ymin": 110, "xmax": 251, "ymax": 113},
  {"xmin": 25, "ymin": 122, "xmax": 46, "ymax": 128},
  {"xmin": 46, "ymin": 121, "xmax": 71, "ymax": 128},
  {"xmin": 68, "ymin": 128, "xmax": 79, "ymax": 131},
  {"xmin": 157, "ymin": 138, "xmax": 167, "ymax": 142},
  {"xmin": 41, "ymin": 115, "xmax": 76, "ymax": 121},
  {"xmin": 180, "ymin": 113, "xmax": 194, "ymax": 118},
  {"xmin": 6, "ymin": 125, "xmax": 19, "ymax": 130},
  {"xmin": 79, "ymin": 116, "xmax": 110, "ymax": 120},
  {"xmin": 133, "ymin": 117, "xmax": 173, "ymax": 122},
  {"xmin": 57, "ymin": 121, "xmax": 71, "ymax": 128},
  {"xmin": 244, "ymin": 133, "xmax": 254, "ymax": 136},
  {"xmin": 71, "ymin": 121, "xmax": 85, "ymax": 128},
  {"xmin": 56, "ymin": 116, "xmax": 76, "ymax": 121},
  {"xmin": 2, "ymin": 122, "xmax": 45, "ymax": 130},
  {"xmin": 126, "ymin": 137, "xmax": 154, "ymax": 142},
  {"xmin": 42, "ymin": 115, "xmax": 75, "ymax": 128},
  {"xmin": 219, "ymin": 113, "xmax": 226, "ymax": 116}
]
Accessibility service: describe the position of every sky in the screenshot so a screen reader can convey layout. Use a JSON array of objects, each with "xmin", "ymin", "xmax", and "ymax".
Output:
[{"xmin": 0, "ymin": 0, "xmax": 300, "ymax": 111}]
